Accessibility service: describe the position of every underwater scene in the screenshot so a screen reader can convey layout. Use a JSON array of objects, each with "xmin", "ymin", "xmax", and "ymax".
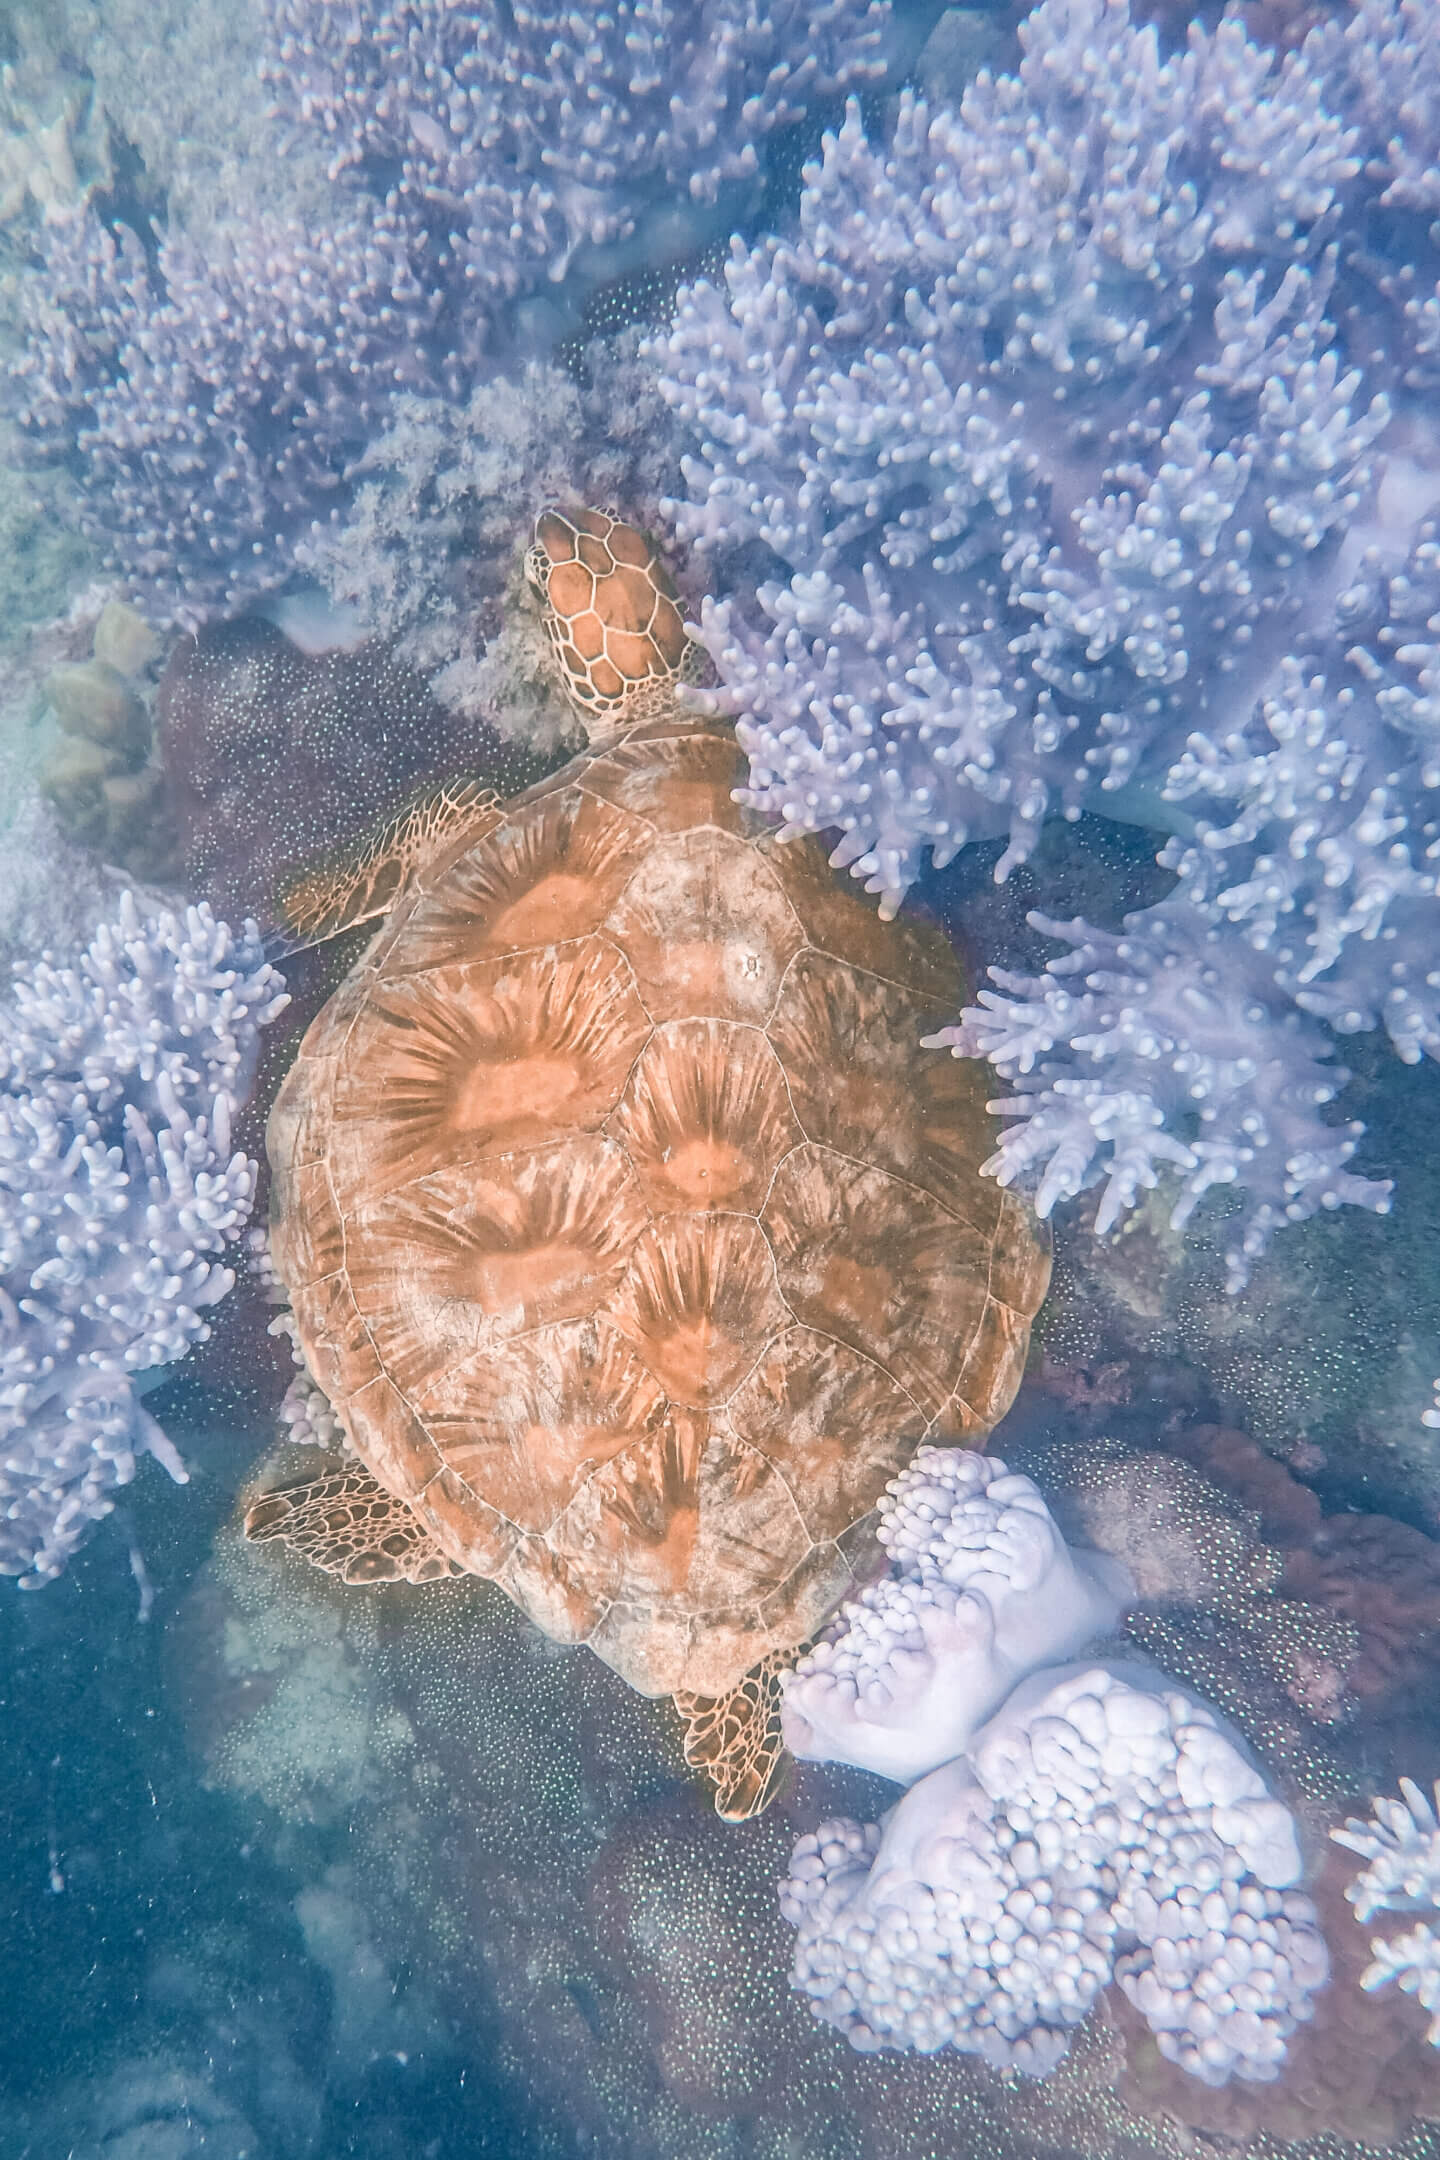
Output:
[{"xmin": 6, "ymin": 0, "xmax": 1440, "ymax": 2153}]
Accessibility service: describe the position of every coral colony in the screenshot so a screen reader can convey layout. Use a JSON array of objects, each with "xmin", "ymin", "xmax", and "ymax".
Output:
[
  {"xmin": 780, "ymin": 1449, "xmax": 1330, "ymax": 2083},
  {"xmin": 657, "ymin": 0, "xmax": 1440, "ymax": 1288},
  {"xmin": 15, "ymin": 0, "xmax": 894, "ymax": 627},
  {"xmin": 0, "ymin": 896, "xmax": 287, "ymax": 1583}
]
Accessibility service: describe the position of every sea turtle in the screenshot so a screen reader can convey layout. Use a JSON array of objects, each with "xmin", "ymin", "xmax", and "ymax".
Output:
[{"xmin": 245, "ymin": 507, "xmax": 1050, "ymax": 1818}]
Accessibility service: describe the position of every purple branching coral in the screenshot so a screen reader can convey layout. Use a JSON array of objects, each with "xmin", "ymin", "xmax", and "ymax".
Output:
[
  {"xmin": 16, "ymin": 0, "xmax": 899, "ymax": 628},
  {"xmin": 654, "ymin": 0, "xmax": 1440, "ymax": 1285},
  {"xmin": 17, "ymin": 204, "xmax": 437, "ymax": 629},
  {"xmin": 261, "ymin": 0, "xmax": 894, "ymax": 298},
  {"xmin": 0, "ymin": 894, "xmax": 288, "ymax": 1585}
]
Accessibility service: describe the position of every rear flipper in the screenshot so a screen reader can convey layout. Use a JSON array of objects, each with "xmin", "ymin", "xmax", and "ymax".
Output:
[
  {"xmin": 244, "ymin": 1466, "xmax": 464, "ymax": 1585},
  {"xmin": 674, "ymin": 1646, "xmax": 794, "ymax": 1821}
]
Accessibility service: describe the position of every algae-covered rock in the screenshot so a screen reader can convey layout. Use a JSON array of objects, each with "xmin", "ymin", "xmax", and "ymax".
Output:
[
  {"xmin": 46, "ymin": 658, "xmax": 151, "ymax": 755},
  {"xmin": 92, "ymin": 600, "xmax": 162, "ymax": 680}
]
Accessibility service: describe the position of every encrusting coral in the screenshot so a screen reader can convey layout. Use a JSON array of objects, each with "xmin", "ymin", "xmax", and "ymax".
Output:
[
  {"xmin": 37, "ymin": 600, "xmax": 170, "ymax": 877},
  {"xmin": 655, "ymin": 0, "xmax": 1440, "ymax": 1286},
  {"xmin": 0, "ymin": 892, "xmax": 288, "ymax": 1583},
  {"xmin": 1032, "ymin": 1419, "xmax": 1440, "ymax": 1800},
  {"xmin": 148, "ymin": 614, "xmax": 545, "ymax": 926}
]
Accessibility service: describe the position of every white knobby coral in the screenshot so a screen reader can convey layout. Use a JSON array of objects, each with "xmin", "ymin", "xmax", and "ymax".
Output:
[
  {"xmin": 780, "ymin": 1447, "xmax": 1132, "ymax": 1783},
  {"xmin": 782, "ymin": 1660, "xmax": 1327, "ymax": 2083},
  {"xmin": 1333, "ymin": 1777, "xmax": 1440, "ymax": 2042},
  {"xmin": 0, "ymin": 893, "xmax": 289, "ymax": 1583},
  {"xmin": 779, "ymin": 1447, "xmax": 1325, "ymax": 2085}
]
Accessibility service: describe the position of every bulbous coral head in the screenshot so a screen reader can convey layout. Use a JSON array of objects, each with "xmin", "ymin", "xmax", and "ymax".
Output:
[
  {"xmin": 780, "ymin": 1448, "xmax": 1133, "ymax": 1784},
  {"xmin": 782, "ymin": 1659, "xmax": 1326, "ymax": 2084},
  {"xmin": 526, "ymin": 506, "xmax": 699, "ymax": 737}
]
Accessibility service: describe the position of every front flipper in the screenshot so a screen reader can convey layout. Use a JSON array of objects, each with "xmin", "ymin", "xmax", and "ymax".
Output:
[
  {"xmin": 280, "ymin": 780, "xmax": 504, "ymax": 945},
  {"xmin": 674, "ymin": 1647, "xmax": 793, "ymax": 1820},
  {"xmin": 244, "ymin": 1467, "xmax": 464, "ymax": 1585}
]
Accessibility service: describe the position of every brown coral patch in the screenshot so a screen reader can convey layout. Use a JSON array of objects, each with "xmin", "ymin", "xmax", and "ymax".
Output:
[
  {"xmin": 420, "ymin": 1317, "xmax": 668, "ymax": 1534},
  {"xmin": 582, "ymin": 729, "xmax": 752, "ymax": 837},
  {"xmin": 603, "ymin": 829, "xmax": 802, "ymax": 1025},
  {"xmin": 345, "ymin": 1136, "xmax": 647, "ymax": 1400},
  {"xmin": 1170, "ymin": 1423, "xmax": 1325, "ymax": 1547},
  {"xmin": 725, "ymin": 1328, "xmax": 925, "ymax": 1538},
  {"xmin": 768, "ymin": 951, "xmax": 1002, "ymax": 1228},
  {"xmin": 764, "ymin": 1146, "xmax": 993, "ymax": 1419},
  {"xmin": 390, "ymin": 787, "xmax": 651, "ymax": 971},
  {"xmin": 608, "ymin": 1020, "xmax": 799, "ymax": 1213},
  {"xmin": 602, "ymin": 1214, "xmax": 789, "ymax": 1407},
  {"xmin": 328, "ymin": 939, "xmax": 651, "ymax": 1184},
  {"xmin": 1281, "ymin": 1513, "xmax": 1440, "ymax": 1701}
]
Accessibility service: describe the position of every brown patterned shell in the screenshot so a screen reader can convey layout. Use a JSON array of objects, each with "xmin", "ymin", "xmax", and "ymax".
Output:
[{"xmin": 269, "ymin": 725, "xmax": 1049, "ymax": 1703}]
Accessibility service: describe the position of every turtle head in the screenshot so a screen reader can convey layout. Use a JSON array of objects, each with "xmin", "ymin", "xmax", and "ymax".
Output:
[{"xmin": 527, "ymin": 506, "xmax": 699, "ymax": 742}]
